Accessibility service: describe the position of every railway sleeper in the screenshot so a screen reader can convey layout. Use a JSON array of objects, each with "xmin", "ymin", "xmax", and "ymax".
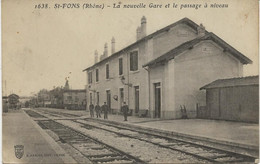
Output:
[
  {"xmin": 78, "ymin": 144, "xmax": 105, "ymax": 149},
  {"xmin": 215, "ymin": 156, "xmax": 244, "ymax": 162},
  {"xmin": 211, "ymin": 154, "xmax": 233, "ymax": 159},
  {"xmin": 60, "ymin": 135, "xmax": 84, "ymax": 139},
  {"xmin": 87, "ymin": 147, "xmax": 106, "ymax": 150},
  {"xmin": 67, "ymin": 139, "xmax": 90, "ymax": 143},
  {"xmin": 90, "ymin": 156, "xmax": 129, "ymax": 163},
  {"xmin": 82, "ymin": 125, "xmax": 94, "ymax": 129},
  {"xmin": 72, "ymin": 144, "xmax": 106, "ymax": 150},
  {"xmin": 86, "ymin": 153, "xmax": 118, "ymax": 158}
]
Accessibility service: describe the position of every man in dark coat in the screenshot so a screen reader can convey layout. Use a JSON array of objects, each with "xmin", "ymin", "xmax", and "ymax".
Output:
[
  {"xmin": 95, "ymin": 103, "xmax": 101, "ymax": 118},
  {"xmin": 101, "ymin": 102, "xmax": 109, "ymax": 119},
  {"xmin": 89, "ymin": 103, "xmax": 94, "ymax": 117},
  {"xmin": 121, "ymin": 102, "xmax": 129, "ymax": 121}
]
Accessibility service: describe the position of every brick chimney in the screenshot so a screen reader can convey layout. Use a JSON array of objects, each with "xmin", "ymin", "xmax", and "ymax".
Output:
[
  {"xmin": 104, "ymin": 43, "xmax": 108, "ymax": 57},
  {"xmin": 94, "ymin": 50, "xmax": 98, "ymax": 64},
  {"xmin": 140, "ymin": 16, "xmax": 147, "ymax": 38},
  {"xmin": 136, "ymin": 26, "xmax": 141, "ymax": 40},
  {"xmin": 197, "ymin": 23, "xmax": 205, "ymax": 37},
  {"xmin": 100, "ymin": 54, "xmax": 104, "ymax": 61},
  {"xmin": 111, "ymin": 37, "xmax": 115, "ymax": 54}
]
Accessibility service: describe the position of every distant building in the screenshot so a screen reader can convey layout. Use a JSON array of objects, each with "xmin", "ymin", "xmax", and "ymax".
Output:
[
  {"xmin": 37, "ymin": 89, "xmax": 51, "ymax": 107},
  {"xmin": 49, "ymin": 87, "xmax": 64, "ymax": 106},
  {"xmin": 63, "ymin": 89, "xmax": 86, "ymax": 110},
  {"xmin": 83, "ymin": 17, "xmax": 252, "ymax": 119},
  {"xmin": 19, "ymin": 96, "xmax": 32, "ymax": 107},
  {"xmin": 2, "ymin": 96, "xmax": 8, "ymax": 112},
  {"xmin": 8, "ymin": 94, "xmax": 20, "ymax": 109},
  {"xmin": 200, "ymin": 76, "xmax": 259, "ymax": 123}
]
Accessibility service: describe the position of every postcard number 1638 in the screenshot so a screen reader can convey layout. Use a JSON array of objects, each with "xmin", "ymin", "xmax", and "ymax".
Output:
[{"xmin": 35, "ymin": 4, "xmax": 49, "ymax": 9}]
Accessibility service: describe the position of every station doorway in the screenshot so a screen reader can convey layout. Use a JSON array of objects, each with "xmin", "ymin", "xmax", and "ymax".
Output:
[
  {"xmin": 134, "ymin": 86, "xmax": 139, "ymax": 114},
  {"xmin": 154, "ymin": 83, "xmax": 161, "ymax": 118},
  {"xmin": 106, "ymin": 90, "xmax": 111, "ymax": 109}
]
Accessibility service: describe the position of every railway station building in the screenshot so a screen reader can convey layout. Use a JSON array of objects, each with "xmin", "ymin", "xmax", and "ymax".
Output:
[{"xmin": 83, "ymin": 17, "xmax": 252, "ymax": 119}]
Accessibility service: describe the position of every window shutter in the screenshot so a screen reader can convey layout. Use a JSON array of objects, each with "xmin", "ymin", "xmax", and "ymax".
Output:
[
  {"xmin": 130, "ymin": 51, "xmax": 138, "ymax": 71},
  {"xmin": 96, "ymin": 69, "xmax": 99, "ymax": 82},
  {"xmin": 134, "ymin": 52, "xmax": 138, "ymax": 71},
  {"xmin": 130, "ymin": 53, "xmax": 133, "ymax": 71},
  {"xmin": 106, "ymin": 64, "xmax": 109, "ymax": 79},
  {"xmin": 119, "ymin": 58, "xmax": 123, "ymax": 75}
]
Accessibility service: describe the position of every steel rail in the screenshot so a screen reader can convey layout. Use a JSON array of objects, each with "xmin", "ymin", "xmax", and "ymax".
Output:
[
  {"xmin": 75, "ymin": 119, "xmax": 256, "ymax": 163},
  {"xmin": 37, "ymin": 120, "xmax": 146, "ymax": 164}
]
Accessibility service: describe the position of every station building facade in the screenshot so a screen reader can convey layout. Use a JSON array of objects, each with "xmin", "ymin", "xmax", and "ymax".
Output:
[{"xmin": 83, "ymin": 17, "xmax": 252, "ymax": 119}]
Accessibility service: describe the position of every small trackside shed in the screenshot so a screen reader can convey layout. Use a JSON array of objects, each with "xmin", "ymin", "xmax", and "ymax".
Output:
[{"xmin": 200, "ymin": 76, "xmax": 259, "ymax": 123}]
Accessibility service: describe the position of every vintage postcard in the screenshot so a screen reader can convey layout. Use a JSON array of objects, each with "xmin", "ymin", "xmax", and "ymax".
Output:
[{"xmin": 2, "ymin": 0, "xmax": 259, "ymax": 163}]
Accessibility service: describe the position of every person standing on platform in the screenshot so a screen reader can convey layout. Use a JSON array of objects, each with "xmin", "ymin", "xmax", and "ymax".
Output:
[
  {"xmin": 101, "ymin": 102, "xmax": 109, "ymax": 119},
  {"xmin": 121, "ymin": 102, "xmax": 129, "ymax": 121},
  {"xmin": 95, "ymin": 103, "xmax": 101, "ymax": 118},
  {"xmin": 89, "ymin": 103, "xmax": 94, "ymax": 118}
]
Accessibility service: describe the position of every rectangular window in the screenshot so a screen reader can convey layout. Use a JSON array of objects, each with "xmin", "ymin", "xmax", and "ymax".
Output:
[
  {"xmin": 88, "ymin": 72, "xmax": 92, "ymax": 84},
  {"xmin": 96, "ymin": 69, "xmax": 99, "ymax": 82},
  {"xmin": 96, "ymin": 92, "xmax": 99, "ymax": 105},
  {"xmin": 130, "ymin": 51, "xmax": 138, "ymax": 71},
  {"xmin": 90, "ymin": 93, "xmax": 92, "ymax": 104},
  {"xmin": 106, "ymin": 64, "xmax": 109, "ymax": 79},
  {"xmin": 119, "ymin": 58, "xmax": 123, "ymax": 75}
]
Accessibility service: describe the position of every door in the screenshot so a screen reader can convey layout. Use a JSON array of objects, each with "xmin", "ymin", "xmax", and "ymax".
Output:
[
  {"xmin": 154, "ymin": 83, "xmax": 161, "ymax": 118},
  {"xmin": 106, "ymin": 90, "xmax": 111, "ymax": 110},
  {"xmin": 90, "ymin": 93, "xmax": 92, "ymax": 104},
  {"xmin": 134, "ymin": 86, "xmax": 139, "ymax": 113},
  {"xmin": 119, "ymin": 88, "xmax": 124, "ymax": 107}
]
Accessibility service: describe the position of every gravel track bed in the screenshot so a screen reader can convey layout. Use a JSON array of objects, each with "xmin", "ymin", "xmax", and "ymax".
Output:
[{"xmin": 58, "ymin": 120, "xmax": 207, "ymax": 163}]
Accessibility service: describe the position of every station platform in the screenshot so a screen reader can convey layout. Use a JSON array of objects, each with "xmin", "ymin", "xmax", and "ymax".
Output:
[
  {"xmin": 2, "ymin": 109, "xmax": 76, "ymax": 164},
  {"xmin": 38, "ymin": 108, "xmax": 259, "ymax": 150},
  {"xmin": 98, "ymin": 114, "xmax": 259, "ymax": 148}
]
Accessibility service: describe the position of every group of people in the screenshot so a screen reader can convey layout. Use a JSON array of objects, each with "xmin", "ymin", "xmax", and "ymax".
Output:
[
  {"xmin": 89, "ymin": 102, "xmax": 108, "ymax": 119},
  {"xmin": 89, "ymin": 101, "xmax": 129, "ymax": 121}
]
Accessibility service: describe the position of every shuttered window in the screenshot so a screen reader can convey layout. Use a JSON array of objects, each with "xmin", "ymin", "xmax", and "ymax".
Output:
[
  {"xmin": 96, "ymin": 69, "xmax": 99, "ymax": 82},
  {"xmin": 130, "ymin": 51, "xmax": 138, "ymax": 71},
  {"xmin": 106, "ymin": 64, "xmax": 109, "ymax": 79},
  {"xmin": 119, "ymin": 58, "xmax": 123, "ymax": 75},
  {"xmin": 88, "ymin": 72, "xmax": 92, "ymax": 84}
]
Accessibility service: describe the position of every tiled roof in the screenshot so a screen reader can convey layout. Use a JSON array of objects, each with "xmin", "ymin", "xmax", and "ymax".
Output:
[
  {"xmin": 83, "ymin": 17, "xmax": 202, "ymax": 72},
  {"xmin": 143, "ymin": 32, "xmax": 252, "ymax": 67},
  {"xmin": 200, "ymin": 76, "xmax": 259, "ymax": 90}
]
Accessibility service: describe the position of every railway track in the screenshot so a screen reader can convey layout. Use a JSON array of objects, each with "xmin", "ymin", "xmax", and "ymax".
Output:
[
  {"xmin": 37, "ymin": 120, "xmax": 146, "ymax": 164},
  {"xmin": 24, "ymin": 110, "xmax": 47, "ymax": 118},
  {"xmin": 73, "ymin": 119, "xmax": 257, "ymax": 163},
  {"xmin": 39, "ymin": 110, "xmax": 81, "ymax": 118},
  {"xmin": 25, "ymin": 109, "xmax": 258, "ymax": 163}
]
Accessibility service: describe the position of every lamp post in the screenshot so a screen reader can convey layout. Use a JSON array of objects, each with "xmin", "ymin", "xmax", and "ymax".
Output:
[{"xmin": 120, "ymin": 76, "xmax": 132, "ymax": 87}]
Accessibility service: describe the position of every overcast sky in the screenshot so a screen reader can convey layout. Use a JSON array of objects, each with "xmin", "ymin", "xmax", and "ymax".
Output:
[{"xmin": 2, "ymin": 0, "xmax": 258, "ymax": 96}]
